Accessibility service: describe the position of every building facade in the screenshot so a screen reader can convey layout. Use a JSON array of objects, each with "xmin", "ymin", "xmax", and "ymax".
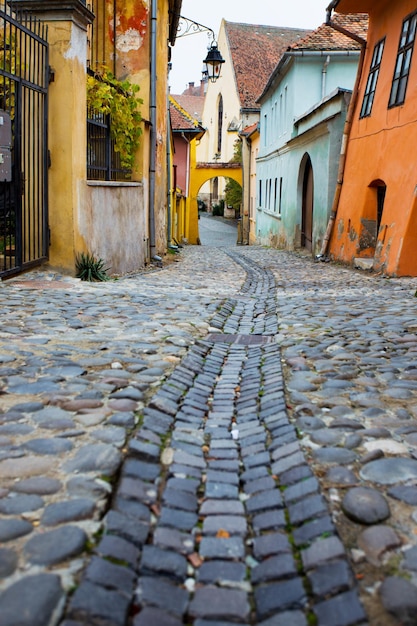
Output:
[
  {"xmin": 255, "ymin": 13, "xmax": 367, "ymax": 255},
  {"xmin": 327, "ymin": 0, "xmax": 417, "ymax": 276}
]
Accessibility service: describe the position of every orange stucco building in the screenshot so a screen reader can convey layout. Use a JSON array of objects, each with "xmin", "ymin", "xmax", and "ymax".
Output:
[{"xmin": 327, "ymin": 0, "xmax": 417, "ymax": 276}]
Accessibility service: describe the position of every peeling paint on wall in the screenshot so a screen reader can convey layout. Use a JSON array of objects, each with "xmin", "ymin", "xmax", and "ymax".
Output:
[
  {"xmin": 63, "ymin": 24, "xmax": 87, "ymax": 62},
  {"xmin": 116, "ymin": 28, "xmax": 143, "ymax": 52}
]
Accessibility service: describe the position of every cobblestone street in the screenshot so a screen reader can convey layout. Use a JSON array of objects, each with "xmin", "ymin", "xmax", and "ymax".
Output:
[{"xmin": 1, "ymin": 214, "xmax": 417, "ymax": 625}]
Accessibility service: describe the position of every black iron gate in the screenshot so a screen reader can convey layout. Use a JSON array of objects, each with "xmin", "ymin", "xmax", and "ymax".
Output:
[{"xmin": 0, "ymin": 1, "xmax": 49, "ymax": 278}]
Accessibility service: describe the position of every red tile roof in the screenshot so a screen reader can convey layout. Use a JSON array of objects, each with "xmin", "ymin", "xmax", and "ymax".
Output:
[
  {"xmin": 171, "ymin": 93, "xmax": 205, "ymax": 124},
  {"xmin": 224, "ymin": 21, "xmax": 311, "ymax": 110},
  {"xmin": 169, "ymin": 95, "xmax": 204, "ymax": 135},
  {"xmin": 290, "ymin": 12, "xmax": 368, "ymax": 51}
]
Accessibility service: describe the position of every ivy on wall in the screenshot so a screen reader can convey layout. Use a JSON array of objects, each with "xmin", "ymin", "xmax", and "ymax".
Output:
[{"xmin": 87, "ymin": 68, "xmax": 143, "ymax": 171}]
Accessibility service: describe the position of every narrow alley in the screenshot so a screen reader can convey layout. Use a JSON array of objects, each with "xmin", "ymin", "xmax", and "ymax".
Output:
[{"xmin": 1, "ymin": 215, "xmax": 417, "ymax": 625}]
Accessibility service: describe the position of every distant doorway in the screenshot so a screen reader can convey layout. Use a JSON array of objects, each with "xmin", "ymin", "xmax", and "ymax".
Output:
[{"xmin": 302, "ymin": 156, "xmax": 314, "ymax": 251}]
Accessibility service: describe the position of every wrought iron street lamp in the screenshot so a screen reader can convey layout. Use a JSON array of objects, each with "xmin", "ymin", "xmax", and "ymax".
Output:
[
  {"xmin": 174, "ymin": 14, "xmax": 225, "ymax": 83},
  {"xmin": 203, "ymin": 42, "xmax": 225, "ymax": 83}
]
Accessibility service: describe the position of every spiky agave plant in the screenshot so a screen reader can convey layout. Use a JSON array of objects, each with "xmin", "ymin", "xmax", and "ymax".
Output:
[{"xmin": 75, "ymin": 252, "xmax": 110, "ymax": 282}]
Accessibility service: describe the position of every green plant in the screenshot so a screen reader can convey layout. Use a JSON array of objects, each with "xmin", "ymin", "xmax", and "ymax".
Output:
[
  {"xmin": 75, "ymin": 252, "xmax": 110, "ymax": 282},
  {"xmin": 212, "ymin": 199, "xmax": 225, "ymax": 216},
  {"xmin": 87, "ymin": 68, "xmax": 143, "ymax": 170}
]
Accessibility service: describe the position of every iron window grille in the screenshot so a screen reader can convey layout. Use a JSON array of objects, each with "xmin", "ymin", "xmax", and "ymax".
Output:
[
  {"xmin": 389, "ymin": 11, "xmax": 417, "ymax": 108},
  {"xmin": 360, "ymin": 38, "xmax": 385, "ymax": 118},
  {"xmin": 87, "ymin": 104, "xmax": 131, "ymax": 181}
]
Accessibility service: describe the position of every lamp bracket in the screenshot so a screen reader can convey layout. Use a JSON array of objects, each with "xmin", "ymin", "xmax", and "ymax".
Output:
[{"xmin": 174, "ymin": 14, "xmax": 215, "ymax": 42}]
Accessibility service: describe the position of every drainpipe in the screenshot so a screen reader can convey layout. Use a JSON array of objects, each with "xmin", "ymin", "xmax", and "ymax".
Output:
[
  {"xmin": 167, "ymin": 90, "xmax": 172, "ymax": 248},
  {"xmin": 322, "ymin": 55, "xmax": 330, "ymax": 99},
  {"xmin": 149, "ymin": 0, "xmax": 157, "ymax": 260},
  {"xmin": 317, "ymin": 7, "xmax": 367, "ymax": 258}
]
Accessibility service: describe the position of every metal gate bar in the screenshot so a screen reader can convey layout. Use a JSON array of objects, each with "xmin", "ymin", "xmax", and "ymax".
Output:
[{"xmin": 0, "ymin": 1, "xmax": 48, "ymax": 278}]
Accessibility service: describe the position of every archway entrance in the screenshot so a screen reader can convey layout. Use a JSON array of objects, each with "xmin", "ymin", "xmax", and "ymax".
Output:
[
  {"xmin": 188, "ymin": 163, "xmax": 242, "ymax": 244},
  {"xmin": 302, "ymin": 156, "xmax": 314, "ymax": 251}
]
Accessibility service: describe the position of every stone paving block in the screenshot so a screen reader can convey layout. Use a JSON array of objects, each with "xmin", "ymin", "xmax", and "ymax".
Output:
[
  {"xmin": 122, "ymin": 458, "xmax": 160, "ymax": 481},
  {"xmin": 244, "ymin": 450, "xmax": 271, "ymax": 468},
  {"xmin": 128, "ymin": 438, "xmax": 161, "ymax": 462},
  {"xmin": 136, "ymin": 575, "xmax": 188, "ymax": 616},
  {"xmin": 173, "ymin": 449, "xmax": 206, "ymax": 469},
  {"xmin": 172, "ymin": 440, "xmax": 204, "ymax": 458},
  {"xmin": 288, "ymin": 494, "xmax": 328, "ymax": 526},
  {"xmin": 0, "ymin": 517, "xmax": 33, "ymax": 542},
  {"xmin": 133, "ymin": 607, "xmax": 183, "ymax": 626},
  {"xmin": 194, "ymin": 621, "xmax": 247, "ymax": 626},
  {"xmin": 68, "ymin": 580, "xmax": 129, "ymax": 626},
  {"xmin": 199, "ymin": 537, "xmax": 245, "ymax": 559},
  {"xmin": 252, "ymin": 509, "xmax": 287, "ymax": 533},
  {"xmin": 293, "ymin": 516, "xmax": 335, "ymax": 547},
  {"xmin": 169, "ymin": 463, "xmax": 202, "ymax": 480},
  {"xmin": 189, "ymin": 586, "xmax": 250, "ymax": 622},
  {"xmin": 313, "ymin": 589, "xmax": 366, "ymax": 625},
  {"xmin": 202, "ymin": 514, "xmax": 247, "ymax": 536},
  {"xmin": 197, "ymin": 560, "xmax": 247, "ymax": 585},
  {"xmin": 251, "ymin": 553, "xmax": 297, "ymax": 584},
  {"xmin": 206, "ymin": 460, "xmax": 240, "ymax": 473},
  {"xmin": 165, "ymin": 476, "xmax": 200, "ymax": 493},
  {"xmin": 244, "ymin": 475, "xmax": 276, "ymax": 495},
  {"xmin": 84, "ymin": 557, "xmax": 136, "ymax": 594},
  {"xmin": 246, "ymin": 489, "xmax": 283, "ymax": 514},
  {"xmin": 96, "ymin": 534, "xmax": 141, "ymax": 570},
  {"xmin": 241, "ymin": 465, "xmax": 270, "ymax": 483},
  {"xmin": 284, "ymin": 476, "xmax": 320, "ymax": 504},
  {"xmin": 252, "ymin": 532, "xmax": 292, "ymax": 559},
  {"xmin": 200, "ymin": 499, "xmax": 245, "ymax": 516},
  {"xmin": 258, "ymin": 610, "xmax": 308, "ymax": 626},
  {"xmin": 254, "ymin": 578, "xmax": 307, "ymax": 620},
  {"xmin": 240, "ymin": 442, "xmax": 265, "ymax": 457},
  {"xmin": 117, "ymin": 476, "xmax": 157, "ymax": 505},
  {"xmin": 280, "ymin": 464, "xmax": 314, "ymax": 486},
  {"xmin": 269, "ymin": 431, "xmax": 299, "ymax": 448},
  {"xmin": 301, "ymin": 536, "xmax": 346, "ymax": 571},
  {"xmin": 205, "ymin": 481, "xmax": 239, "ymax": 499},
  {"xmin": 0, "ymin": 573, "xmax": 64, "ymax": 626},
  {"xmin": 149, "ymin": 395, "xmax": 179, "ymax": 416},
  {"xmin": 271, "ymin": 440, "xmax": 301, "ymax": 462},
  {"xmin": 153, "ymin": 526, "xmax": 195, "ymax": 554},
  {"xmin": 206, "ymin": 469, "xmax": 239, "ymax": 485},
  {"xmin": 162, "ymin": 487, "xmax": 198, "ymax": 511},
  {"xmin": 114, "ymin": 496, "xmax": 151, "ymax": 522},
  {"xmin": 308, "ymin": 559, "xmax": 353, "ymax": 599},
  {"xmin": 140, "ymin": 545, "xmax": 188, "ymax": 580},
  {"xmin": 159, "ymin": 506, "xmax": 198, "ymax": 531},
  {"xmin": 172, "ymin": 429, "xmax": 205, "ymax": 446},
  {"xmin": 209, "ymin": 447, "xmax": 239, "ymax": 460},
  {"xmin": 135, "ymin": 427, "xmax": 162, "ymax": 446},
  {"xmin": 271, "ymin": 451, "xmax": 306, "ymax": 476},
  {"xmin": 105, "ymin": 510, "xmax": 149, "ymax": 547}
]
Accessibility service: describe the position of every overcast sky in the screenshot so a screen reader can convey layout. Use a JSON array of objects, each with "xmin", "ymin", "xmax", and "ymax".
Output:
[{"xmin": 169, "ymin": 0, "xmax": 330, "ymax": 94}]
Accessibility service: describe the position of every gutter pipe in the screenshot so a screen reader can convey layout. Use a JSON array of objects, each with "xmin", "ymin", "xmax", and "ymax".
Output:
[
  {"xmin": 167, "ymin": 91, "xmax": 172, "ymax": 248},
  {"xmin": 316, "ymin": 5, "xmax": 367, "ymax": 259},
  {"xmin": 149, "ymin": 0, "xmax": 157, "ymax": 260}
]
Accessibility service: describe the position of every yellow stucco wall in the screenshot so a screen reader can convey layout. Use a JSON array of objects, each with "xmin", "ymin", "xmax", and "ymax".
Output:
[{"xmin": 46, "ymin": 18, "xmax": 89, "ymax": 271}]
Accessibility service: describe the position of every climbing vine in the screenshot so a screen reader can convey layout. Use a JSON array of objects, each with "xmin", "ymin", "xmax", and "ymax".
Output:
[{"xmin": 87, "ymin": 68, "xmax": 143, "ymax": 171}]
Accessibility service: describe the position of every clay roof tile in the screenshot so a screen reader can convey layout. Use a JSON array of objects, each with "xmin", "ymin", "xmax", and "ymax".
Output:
[{"xmin": 224, "ymin": 21, "xmax": 311, "ymax": 110}]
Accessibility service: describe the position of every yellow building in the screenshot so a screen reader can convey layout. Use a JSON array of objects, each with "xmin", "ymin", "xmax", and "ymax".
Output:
[
  {"xmin": 169, "ymin": 95, "xmax": 205, "ymax": 245},
  {"xmin": 10, "ymin": 0, "xmax": 182, "ymax": 276}
]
